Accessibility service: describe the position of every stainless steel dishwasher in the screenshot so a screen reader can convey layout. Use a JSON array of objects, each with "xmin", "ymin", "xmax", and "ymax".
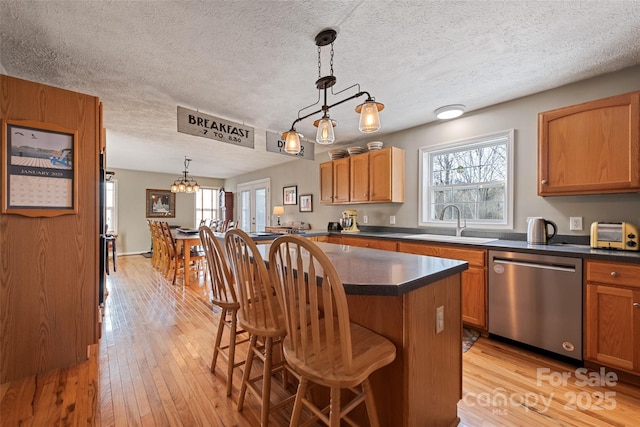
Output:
[{"xmin": 488, "ymin": 250, "xmax": 583, "ymax": 361}]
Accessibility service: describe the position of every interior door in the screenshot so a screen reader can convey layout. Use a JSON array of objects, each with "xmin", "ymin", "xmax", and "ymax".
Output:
[{"xmin": 237, "ymin": 178, "xmax": 270, "ymax": 232}]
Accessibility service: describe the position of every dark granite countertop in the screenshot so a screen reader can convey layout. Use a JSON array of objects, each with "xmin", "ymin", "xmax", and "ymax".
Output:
[
  {"xmin": 256, "ymin": 242, "xmax": 468, "ymax": 296},
  {"xmin": 327, "ymin": 230, "xmax": 640, "ymax": 264}
]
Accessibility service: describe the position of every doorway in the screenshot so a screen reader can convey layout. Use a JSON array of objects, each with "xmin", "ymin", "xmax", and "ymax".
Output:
[{"xmin": 236, "ymin": 178, "xmax": 271, "ymax": 233}]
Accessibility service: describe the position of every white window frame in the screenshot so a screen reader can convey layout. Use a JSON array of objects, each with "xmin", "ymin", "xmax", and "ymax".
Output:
[
  {"xmin": 418, "ymin": 129, "xmax": 514, "ymax": 230},
  {"xmin": 195, "ymin": 187, "xmax": 220, "ymax": 226},
  {"xmin": 105, "ymin": 179, "xmax": 118, "ymax": 234}
]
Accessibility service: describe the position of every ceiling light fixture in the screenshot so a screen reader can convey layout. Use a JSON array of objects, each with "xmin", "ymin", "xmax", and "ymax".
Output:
[
  {"xmin": 170, "ymin": 156, "xmax": 200, "ymax": 193},
  {"xmin": 435, "ymin": 104, "xmax": 466, "ymax": 120},
  {"xmin": 282, "ymin": 28, "xmax": 384, "ymax": 154}
]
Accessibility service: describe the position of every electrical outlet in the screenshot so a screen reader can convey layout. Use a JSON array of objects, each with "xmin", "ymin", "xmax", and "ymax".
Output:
[
  {"xmin": 363, "ymin": 215, "xmax": 368, "ymax": 224},
  {"xmin": 436, "ymin": 306, "xmax": 444, "ymax": 334},
  {"xmin": 570, "ymin": 216, "xmax": 583, "ymax": 231},
  {"xmin": 390, "ymin": 215, "xmax": 396, "ymax": 225}
]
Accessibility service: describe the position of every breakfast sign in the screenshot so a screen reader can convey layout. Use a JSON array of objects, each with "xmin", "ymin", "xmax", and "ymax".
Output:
[{"xmin": 177, "ymin": 106, "xmax": 254, "ymax": 149}]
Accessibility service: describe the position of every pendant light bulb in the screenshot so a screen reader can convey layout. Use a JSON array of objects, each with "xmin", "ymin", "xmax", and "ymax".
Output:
[
  {"xmin": 356, "ymin": 99, "xmax": 384, "ymax": 133},
  {"xmin": 315, "ymin": 115, "xmax": 335, "ymax": 145},
  {"xmin": 282, "ymin": 129, "xmax": 302, "ymax": 154}
]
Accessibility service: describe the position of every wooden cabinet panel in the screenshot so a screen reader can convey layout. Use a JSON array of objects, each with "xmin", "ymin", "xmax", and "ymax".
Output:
[
  {"xmin": 586, "ymin": 284, "xmax": 639, "ymax": 372},
  {"xmin": 350, "ymin": 153, "xmax": 370, "ymax": 202},
  {"xmin": 585, "ymin": 260, "xmax": 640, "ymax": 375},
  {"xmin": 397, "ymin": 241, "xmax": 487, "ymax": 329},
  {"xmin": 586, "ymin": 260, "xmax": 640, "ymax": 288},
  {"xmin": 319, "ymin": 147, "xmax": 404, "ymax": 204},
  {"xmin": 369, "ymin": 147, "xmax": 404, "ymax": 202},
  {"xmin": 327, "ymin": 234, "xmax": 343, "ymax": 244},
  {"xmin": 0, "ymin": 75, "xmax": 100, "ymax": 382},
  {"xmin": 341, "ymin": 235, "xmax": 398, "ymax": 251},
  {"xmin": 332, "ymin": 157, "xmax": 350, "ymax": 204},
  {"xmin": 307, "ymin": 235, "xmax": 329, "ymax": 243},
  {"xmin": 319, "ymin": 162, "xmax": 334, "ymax": 204},
  {"xmin": 538, "ymin": 91, "xmax": 640, "ymax": 195}
]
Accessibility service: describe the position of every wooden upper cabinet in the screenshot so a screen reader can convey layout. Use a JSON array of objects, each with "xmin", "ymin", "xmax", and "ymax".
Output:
[
  {"xmin": 369, "ymin": 147, "xmax": 404, "ymax": 203},
  {"xmin": 332, "ymin": 157, "xmax": 350, "ymax": 204},
  {"xmin": 321, "ymin": 147, "xmax": 404, "ymax": 205},
  {"xmin": 319, "ymin": 161, "xmax": 334, "ymax": 204},
  {"xmin": 538, "ymin": 91, "xmax": 640, "ymax": 196},
  {"xmin": 350, "ymin": 153, "xmax": 370, "ymax": 202}
]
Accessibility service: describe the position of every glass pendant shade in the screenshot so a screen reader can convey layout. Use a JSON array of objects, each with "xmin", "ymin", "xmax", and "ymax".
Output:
[
  {"xmin": 171, "ymin": 184, "xmax": 178, "ymax": 193},
  {"xmin": 283, "ymin": 130, "xmax": 302, "ymax": 154},
  {"xmin": 315, "ymin": 116, "xmax": 335, "ymax": 145},
  {"xmin": 178, "ymin": 182, "xmax": 186, "ymax": 192},
  {"xmin": 357, "ymin": 100, "xmax": 383, "ymax": 133}
]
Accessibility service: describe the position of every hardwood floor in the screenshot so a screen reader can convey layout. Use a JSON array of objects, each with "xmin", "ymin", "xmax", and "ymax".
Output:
[{"xmin": 1, "ymin": 254, "xmax": 639, "ymax": 426}]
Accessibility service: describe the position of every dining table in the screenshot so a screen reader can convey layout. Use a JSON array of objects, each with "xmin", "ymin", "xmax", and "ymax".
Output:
[
  {"xmin": 172, "ymin": 229, "xmax": 202, "ymax": 288},
  {"xmin": 256, "ymin": 241, "xmax": 468, "ymax": 426}
]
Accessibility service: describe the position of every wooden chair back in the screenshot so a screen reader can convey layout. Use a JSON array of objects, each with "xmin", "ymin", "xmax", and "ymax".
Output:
[
  {"xmin": 268, "ymin": 235, "xmax": 355, "ymax": 375},
  {"xmin": 199, "ymin": 226, "xmax": 237, "ymax": 309},
  {"xmin": 224, "ymin": 228, "xmax": 285, "ymax": 338}
]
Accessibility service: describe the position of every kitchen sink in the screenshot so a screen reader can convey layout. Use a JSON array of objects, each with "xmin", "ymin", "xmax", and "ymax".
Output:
[{"xmin": 403, "ymin": 234, "xmax": 498, "ymax": 244}]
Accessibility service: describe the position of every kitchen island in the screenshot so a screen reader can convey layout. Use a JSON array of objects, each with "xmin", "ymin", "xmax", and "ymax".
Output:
[{"xmin": 257, "ymin": 242, "xmax": 468, "ymax": 427}]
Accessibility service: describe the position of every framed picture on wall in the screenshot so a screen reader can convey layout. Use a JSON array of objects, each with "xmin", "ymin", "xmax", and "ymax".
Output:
[
  {"xmin": 299, "ymin": 194, "xmax": 312, "ymax": 212},
  {"xmin": 146, "ymin": 189, "xmax": 176, "ymax": 218},
  {"xmin": 1, "ymin": 119, "xmax": 78, "ymax": 217},
  {"xmin": 283, "ymin": 185, "xmax": 297, "ymax": 205}
]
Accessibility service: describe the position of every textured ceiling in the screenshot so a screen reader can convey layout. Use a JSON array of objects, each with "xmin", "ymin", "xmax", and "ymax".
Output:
[{"xmin": 1, "ymin": 1, "xmax": 639, "ymax": 179}]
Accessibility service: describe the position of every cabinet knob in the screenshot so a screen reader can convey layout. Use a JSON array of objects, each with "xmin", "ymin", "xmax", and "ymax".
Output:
[
  {"xmin": 634, "ymin": 303, "xmax": 640, "ymax": 308},
  {"xmin": 541, "ymin": 179, "xmax": 548, "ymax": 185},
  {"xmin": 610, "ymin": 271, "xmax": 619, "ymax": 277}
]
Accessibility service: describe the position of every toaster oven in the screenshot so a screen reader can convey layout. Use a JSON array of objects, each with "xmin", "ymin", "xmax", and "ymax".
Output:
[{"xmin": 590, "ymin": 222, "xmax": 639, "ymax": 251}]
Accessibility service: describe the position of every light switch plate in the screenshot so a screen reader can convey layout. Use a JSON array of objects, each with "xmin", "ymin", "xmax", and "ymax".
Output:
[{"xmin": 390, "ymin": 215, "xmax": 396, "ymax": 225}]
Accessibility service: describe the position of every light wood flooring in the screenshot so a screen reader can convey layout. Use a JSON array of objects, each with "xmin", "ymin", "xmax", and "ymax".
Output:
[{"xmin": 1, "ymin": 254, "xmax": 639, "ymax": 426}]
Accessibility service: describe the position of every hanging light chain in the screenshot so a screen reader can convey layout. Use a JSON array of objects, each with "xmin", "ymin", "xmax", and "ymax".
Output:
[
  {"xmin": 330, "ymin": 41, "xmax": 334, "ymax": 77},
  {"xmin": 317, "ymin": 45, "xmax": 322, "ymax": 80}
]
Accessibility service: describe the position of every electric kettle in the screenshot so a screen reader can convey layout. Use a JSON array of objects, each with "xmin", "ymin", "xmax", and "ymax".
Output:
[{"xmin": 527, "ymin": 217, "xmax": 557, "ymax": 244}]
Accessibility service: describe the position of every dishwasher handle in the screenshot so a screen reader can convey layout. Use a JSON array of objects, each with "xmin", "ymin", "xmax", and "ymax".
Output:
[{"xmin": 493, "ymin": 258, "xmax": 577, "ymax": 273}]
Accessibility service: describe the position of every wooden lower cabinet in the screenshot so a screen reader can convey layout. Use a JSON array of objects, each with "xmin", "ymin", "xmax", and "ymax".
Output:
[
  {"xmin": 398, "ymin": 242, "xmax": 487, "ymax": 330},
  {"xmin": 585, "ymin": 260, "xmax": 640, "ymax": 375},
  {"xmin": 307, "ymin": 235, "xmax": 328, "ymax": 243},
  {"xmin": 340, "ymin": 235, "xmax": 398, "ymax": 251}
]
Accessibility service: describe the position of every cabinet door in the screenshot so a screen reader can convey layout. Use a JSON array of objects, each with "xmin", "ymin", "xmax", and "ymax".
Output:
[
  {"xmin": 319, "ymin": 162, "xmax": 334, "ymax": 204},
  {"xmin": 538, "ymin": 91, "xmax": 640, "ymax": 195},
  {"xmin": 461, "ymin": 267, "xmax": 486, "ymax": 329},
  {"xmin": 369, "ymin": 148, "xmax": 392, "ymax": 201},
  {"xmin": 585, "ymin": 284, "xmax": 639, "ymax": 373},
  {"xmin": 333, "ymin": 157, "xmax": 350, "ymax": 203},
  {"xmin": 350, "ymin": 153, "xmax": 370, "ymax": 202}
]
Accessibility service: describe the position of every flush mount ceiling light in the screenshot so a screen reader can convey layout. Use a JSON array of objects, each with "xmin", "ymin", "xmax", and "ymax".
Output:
[
  {"xmin": 281, "ymin": 28, "xmax": 384, "ymax": 154},
  {"xmin": 170, "ymin": 156, "xmax": 200, "ymax": 193},
  {"xmin": 435, "ymin": 104, "xmax": 466, "ymax": 120}
]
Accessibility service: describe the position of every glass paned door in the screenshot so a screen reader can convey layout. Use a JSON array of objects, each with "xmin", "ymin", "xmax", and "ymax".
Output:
[{"xmin": 236, "ymin": 178, "xmax": 270, "ymax": 233}]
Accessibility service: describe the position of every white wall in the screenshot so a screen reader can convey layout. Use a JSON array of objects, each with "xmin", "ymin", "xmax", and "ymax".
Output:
[
  {"xmin": 224, "ymin": 65, "xmax": 640, "ymax": 236},
  {"xmin": 110, "ymin": 168, "xmax": 224, "ymax": 254}
]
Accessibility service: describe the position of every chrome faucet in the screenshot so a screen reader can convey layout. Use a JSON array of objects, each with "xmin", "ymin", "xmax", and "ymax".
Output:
[{"xmin": 438, "ymin": 204, "xmax": 466, "ymax": 237}]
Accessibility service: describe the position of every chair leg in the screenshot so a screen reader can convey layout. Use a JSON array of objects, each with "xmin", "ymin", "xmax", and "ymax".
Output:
[
  {"xmin": 238, "ymin": 334, "xmax": 258, "ymax": 411},
  {"xmin": 211, "ymin": 308, "xmax": 227, "ymax": 373},
  {"xmin": 226, "ymin": 311, "xmax": 238, "ymax": 397},
  {"xmin": 261, "ymin": 337, "xmax": 274, "ymax": 427},
  {"xmin": 289, "ymin": 378, "xmax": 309, "ymax": 427},
  {"xmin": 329, "ymin": 387, "xmax": 341, "ymax": 427},
  {"xmin": 362, "ymin": 378, "xmax": 380, "ymax": 427}
]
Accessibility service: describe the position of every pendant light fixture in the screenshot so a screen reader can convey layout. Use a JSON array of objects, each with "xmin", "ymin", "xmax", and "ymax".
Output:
[
  {"xmin": 282, "ymin": 28, "xmax": 384, "ymax": 154},
  {"xmin": 170, "ymin": 156, "xmax": 200, "ymax": 193}
]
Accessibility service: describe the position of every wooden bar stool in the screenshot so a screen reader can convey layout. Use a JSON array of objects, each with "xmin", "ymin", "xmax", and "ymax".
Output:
[
  {"xmin": 225, "ymin": 228, "xmax": 296, "ymax": 426},
  {"xmin": 199, "ymin": 226, "xmax": 248, "ymax": 396},
  {"xmin": 269, "ymin": 235, "xmax": 397, "ymax": 426}
]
